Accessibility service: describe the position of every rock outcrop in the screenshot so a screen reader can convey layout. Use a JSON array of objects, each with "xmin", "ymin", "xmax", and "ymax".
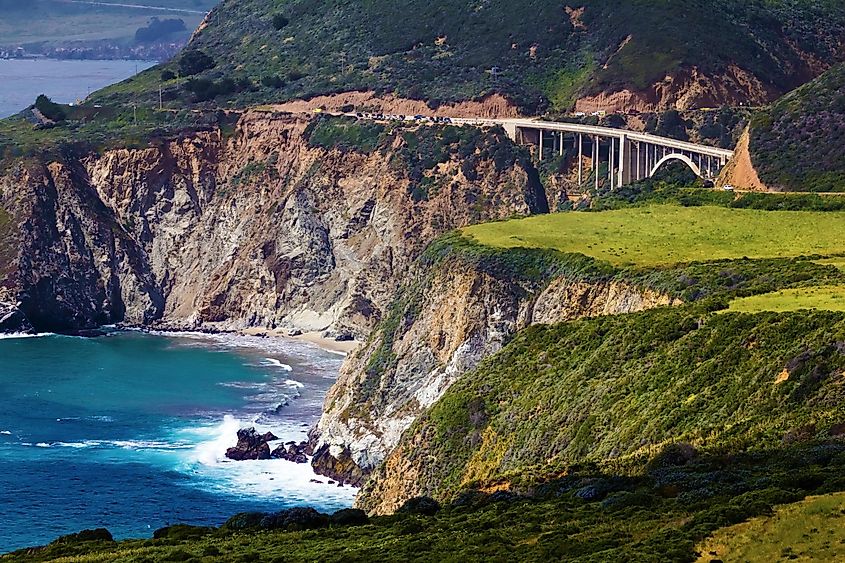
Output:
[
  {"xmin": 271, "ymin": 441, "xmax": 309, "ymax": 464},
  {"xmin": 0, "ymin": 111, "xmax": 546, "ymax": 336},
  {"xmin": 310, "ymin": 245, "xmax": 680, "ymax": 486},
  {"xmin": 226, "ymin": 428, "xmax": 278, "ymax": 461}
]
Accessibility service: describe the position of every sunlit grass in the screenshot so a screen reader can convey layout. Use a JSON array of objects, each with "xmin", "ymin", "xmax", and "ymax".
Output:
[
  {"xmin": 725, "ymin": 285, "xmax": 845, "ymax": 313},
  {"xmin": 697, "ymin": 492, "xmax": 845, "ymax": 562},
  {"xmin": 462, "ymin": 205, "xmax": 845, "ymax": 267}
]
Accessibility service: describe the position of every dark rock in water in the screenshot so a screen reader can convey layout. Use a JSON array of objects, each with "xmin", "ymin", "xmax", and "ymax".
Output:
[
  {"xmin": 225, "ymin": 428, "xmax": 278, "ymax": 461},
  {"xmin": 64, "ymin": 328, "xmax": 110, "ymax": 338},
  {"xmin": 259, "ymin": 507, "xmax": 329, "ymax": 531},
  {"xmin": 51, "ymin": 528, "xmax": 114, "ymax": 544},
  {"xmin": 310, "ymin": 478, "xmax": 324, "ymax": 484},
  {"xmin": 0, "ymin": 302, "xmax": 32, "ymax": 333},
  {"xmin": 310, "ymin": 443, "xmax": 368, "ymax": 487},
  {"xmin": 271, "ymin": 440, "xmax": 308, "ymax": 463},
  {"xmin": 330, "ymin": 508, "xmax": 369, "ymax": 526}
]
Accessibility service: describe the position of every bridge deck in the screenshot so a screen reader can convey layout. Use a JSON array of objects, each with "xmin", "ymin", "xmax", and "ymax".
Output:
[{"xmin": 451, "ymin": 117, "xmax": 734, "ymax": 160}]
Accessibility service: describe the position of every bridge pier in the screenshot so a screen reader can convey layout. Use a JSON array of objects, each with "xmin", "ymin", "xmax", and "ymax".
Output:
[{"xmin": 509, "ymin": 123, "xmax": 733, "ymax": 189}]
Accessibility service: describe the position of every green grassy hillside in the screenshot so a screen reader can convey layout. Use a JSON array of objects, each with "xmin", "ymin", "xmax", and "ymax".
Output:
[
  {"xmin": 90, "ymin": 0, "xmax": 845, "ymax": 112},
  {"xmin": 725, "ymin": 285, "xmax": 845, "ymax": 314},
  {"xmin": 750, "ymin": 62, "xmax": 845, "ymax": 192},
  {"xmin": 698, "ymin": 492, "xmax": 845, "ymax": 562},
  {"xmin": 369, "ymin": 307, "xmax": 845, "ymax": 501},
  {"xmin": 462, "ymin": 205, "xmax": 845, "ymax": 267}
]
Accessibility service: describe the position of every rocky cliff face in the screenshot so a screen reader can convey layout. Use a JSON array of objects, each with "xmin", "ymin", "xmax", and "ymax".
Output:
[
  {"xmin": 310, "ymin": 245, "xmax": 679, "ymax": 486},
  {"xmin": 0, "ymin": 112, "xmax": 546, "ymax": 335}
]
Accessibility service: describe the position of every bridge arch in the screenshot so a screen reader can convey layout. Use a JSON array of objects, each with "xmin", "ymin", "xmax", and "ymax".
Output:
[{"xmin": 649, "ymin": 153, "xmax": 702, "ymax": 178}]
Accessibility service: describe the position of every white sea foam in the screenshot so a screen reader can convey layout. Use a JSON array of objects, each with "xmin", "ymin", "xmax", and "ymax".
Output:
[
  {"xmin": 0, "ymin": 430, "xmax": 11, "ymax": 435},
  {"xmin": 177, "ymin": 415, "xmax": 357, "ymax": 506},
  {"xmin": 35, "ymin": 442, "xmax": 51, "ymax": 448},
  {"xmin": 284, "ymin": 379, "xmax": 305, "ymax": 389},
  {"xmin": 263, "ymin": 358, "xmax": 293, "ymax": 371},
  {"xmin": 56, "ymin": 415, "xmax": 114, "ymax": 423},
  {"xmin": 0, "ymin": 332, "xmax": 53, "ymax": 340}
]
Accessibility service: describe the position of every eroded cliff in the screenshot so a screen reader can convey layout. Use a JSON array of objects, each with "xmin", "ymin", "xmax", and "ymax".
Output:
[
  {"xmin": 0, "ymin": 113, "xmax": 546, "ymax": 336},
  {"xmin": 310, "ymin": 238, "xmax": 679, "ymax": 486}
]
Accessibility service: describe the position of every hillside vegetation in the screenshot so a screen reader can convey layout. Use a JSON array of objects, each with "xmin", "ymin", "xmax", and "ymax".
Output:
[
  {"xmin": 91, "ymin": 0, "xmax": 845, "ymax": 112},
  {"xmin": 697, "ymin": 492, "xmax": 845, "ymax": 562},
  {"xmin": 725, "ymin": 285, "xmax": 845, "ymax": 314},
  {"xmin": 750, "ymin": 62, "xmax": 845, "ymax": 192},
  {"xmin": 462, "ymin": 205, "xmax": 845, "ymax": 267}
]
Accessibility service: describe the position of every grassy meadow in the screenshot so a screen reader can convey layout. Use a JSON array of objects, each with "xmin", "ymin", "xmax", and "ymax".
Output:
[
  {"xmin": 697, "ymin": 492, "xmax": 845, "ymax": 562},
  {"xmin": 462, "ymin": 205, "xmax": 845, "ymax": 268},
  {"xmin": 725, "ymin": 285, "xmax": 845, "ymax": 314}
]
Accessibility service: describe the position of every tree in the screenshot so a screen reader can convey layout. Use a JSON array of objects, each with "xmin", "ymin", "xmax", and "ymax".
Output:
[
  {"xmin": 135, "ymin": 17, "xmax": 186, "ymax": 43},
  {"xmin": 178, "ymin": 49, "xmax": 215, "ymax": 77},
  {"xmin": 161, "ymin": 69, "xmax": 176, "ymax": 81},
  {"xmin": 34, "ymin": 95, "xmax": 66, "ymax": 122},
  {"xmin": 272, "ymin": 14, "xmax": 289, "ymax": 30}
]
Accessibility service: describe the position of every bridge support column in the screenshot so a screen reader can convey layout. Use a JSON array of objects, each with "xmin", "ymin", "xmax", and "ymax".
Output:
[
  {"xmin": 594, "ymin": 135, "xmax": 600, "ymax": 191},
  {"xmin": 609, "ymin": 137, "xmax": 615, "ymax": 190},
  {"xmin": 635, "ymin": 142, "xmax": 640, "ymax": 182},
  {"xmin": 559, "ymin": 132, "xmax": 564, "ymax": 156},
  {"xmin": 538, "ymin": 129, "xmax": 544, "ymax": 161},
  {"xmin": 617, "ymin": 134, "xmax": 627, "ymax": 187},
  {"xmin": 577, "ymin": 134, "xmax": 583, "ymax": 186}
]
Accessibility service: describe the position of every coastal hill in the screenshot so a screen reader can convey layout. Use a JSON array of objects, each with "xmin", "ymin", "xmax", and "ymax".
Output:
[
  {"xmin": 92, "ymin": 0, "xmax": 845, "ymax": 114},
  {"xmin": 0, "ymin": 0, "xmax": 218, "ymax": 59},
  {"xmin": 720, "ymin": 61, "xmax": 845, "ymax": 193},
  {"xmin": 4, "ymin": 1, "xmax": 845, "ymax": 561}
]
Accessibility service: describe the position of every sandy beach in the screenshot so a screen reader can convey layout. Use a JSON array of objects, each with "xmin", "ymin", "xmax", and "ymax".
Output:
[{"xmin": 239, "ymin": 327, "xmax": 360, "ymax": 355}]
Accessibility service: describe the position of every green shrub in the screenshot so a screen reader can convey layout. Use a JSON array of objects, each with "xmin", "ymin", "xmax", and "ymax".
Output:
[
  {"xmin": 178, "ymin": 49, "xmax": 215, "ymax": 77},
  {"xmin": 272, "ymin": 14, "xmax": 289, "ymax": 30},
  {"xmin": 34, "ymin": 94, "xmax": 66, "ymax": 122}
]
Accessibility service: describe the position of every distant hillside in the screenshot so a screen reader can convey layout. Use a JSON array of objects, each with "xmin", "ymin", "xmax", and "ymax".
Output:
[
  {"xmin": 0, "ymin": 0, "xmax": 216, "ymax": 53},
  {"xmin": 93, "ymin": 0, "xmax": 845, "ymax": 113},
  {"xmin": 748, "ymin": 62, "xmax": 845, "ymax": 192}
]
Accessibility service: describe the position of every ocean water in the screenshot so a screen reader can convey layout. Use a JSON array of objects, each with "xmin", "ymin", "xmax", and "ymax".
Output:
[
  {"xmin": 0, "ymin": 331, "xmax": 355, "ymax": 553},
  {"xmin": 0, "ymin": 59, "xmax": 156, "ymax": 118}
]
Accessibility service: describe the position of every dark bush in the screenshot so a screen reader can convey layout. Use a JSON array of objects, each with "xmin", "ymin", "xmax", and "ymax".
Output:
[
  {"xmin": 330, "ymin": 508, "xmax": 369, "ymax": 526},
  {"xmin": 287, "ymin": 69, "xmax": 305, "ymax": 82},
  {"xmin": 34, "ymin": 94, "xmax": 66, "ymax": 122},
  {"xmin": 51, "ymin": 528, "xmax": 113, "ymax": 544},
  {"xmin": 153, "ymin": 524, "xmax": 213, "ymax": 541},
  {"xmin": 259, "ymin": 507, "xmax": 329, "ymax": 531},
  {"xmin": 135, "ymin": 17, "xmax": 186, "ymax": 43},
  {"xmin": 178, "ymin": 49, "xmax": 215, "ymax": 77},
  {"xmin": 272, "ymin": 14, "xmax": 289, "ymax": 30},
  {"xmin": 161, "ymin": 69, "xmax": 177, "ymax": 81},
  {"xmin": 397, "ymin": 496, "xmax": 441, "ymax": 516},
  {"xmin": 261, "ymin": 75, "xmax": 285, "ymax": 89},
  {"xmin": 221, "ymin": 512, "xmax": 265, "ymax": 531},
  {"xmin": 647, "ymin": 443, "xmax": 698, "ymax": 471}
]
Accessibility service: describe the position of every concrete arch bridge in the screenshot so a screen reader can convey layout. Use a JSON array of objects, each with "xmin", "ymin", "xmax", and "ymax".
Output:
[{"xmin": 451, "ymin": 118, "xmax": 735, "ymax": 190}]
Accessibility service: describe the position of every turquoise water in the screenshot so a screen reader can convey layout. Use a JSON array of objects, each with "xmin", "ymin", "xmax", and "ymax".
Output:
[
  {"xmin": 0, "ymin": 59, "xmax": 156, "ymax": 118},
  {"xmin": 0, "ymin": 331, "xmax": 354, "ymax": 553}
]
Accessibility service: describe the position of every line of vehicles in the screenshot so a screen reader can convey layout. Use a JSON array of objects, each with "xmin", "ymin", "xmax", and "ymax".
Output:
[
  {"xmin": 353, "ymin": 112, "xmax": 455, "ymax": 124},
  {"xmin": 312, "ymin": 107, "xmax": 455, "ymax": 124}
]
